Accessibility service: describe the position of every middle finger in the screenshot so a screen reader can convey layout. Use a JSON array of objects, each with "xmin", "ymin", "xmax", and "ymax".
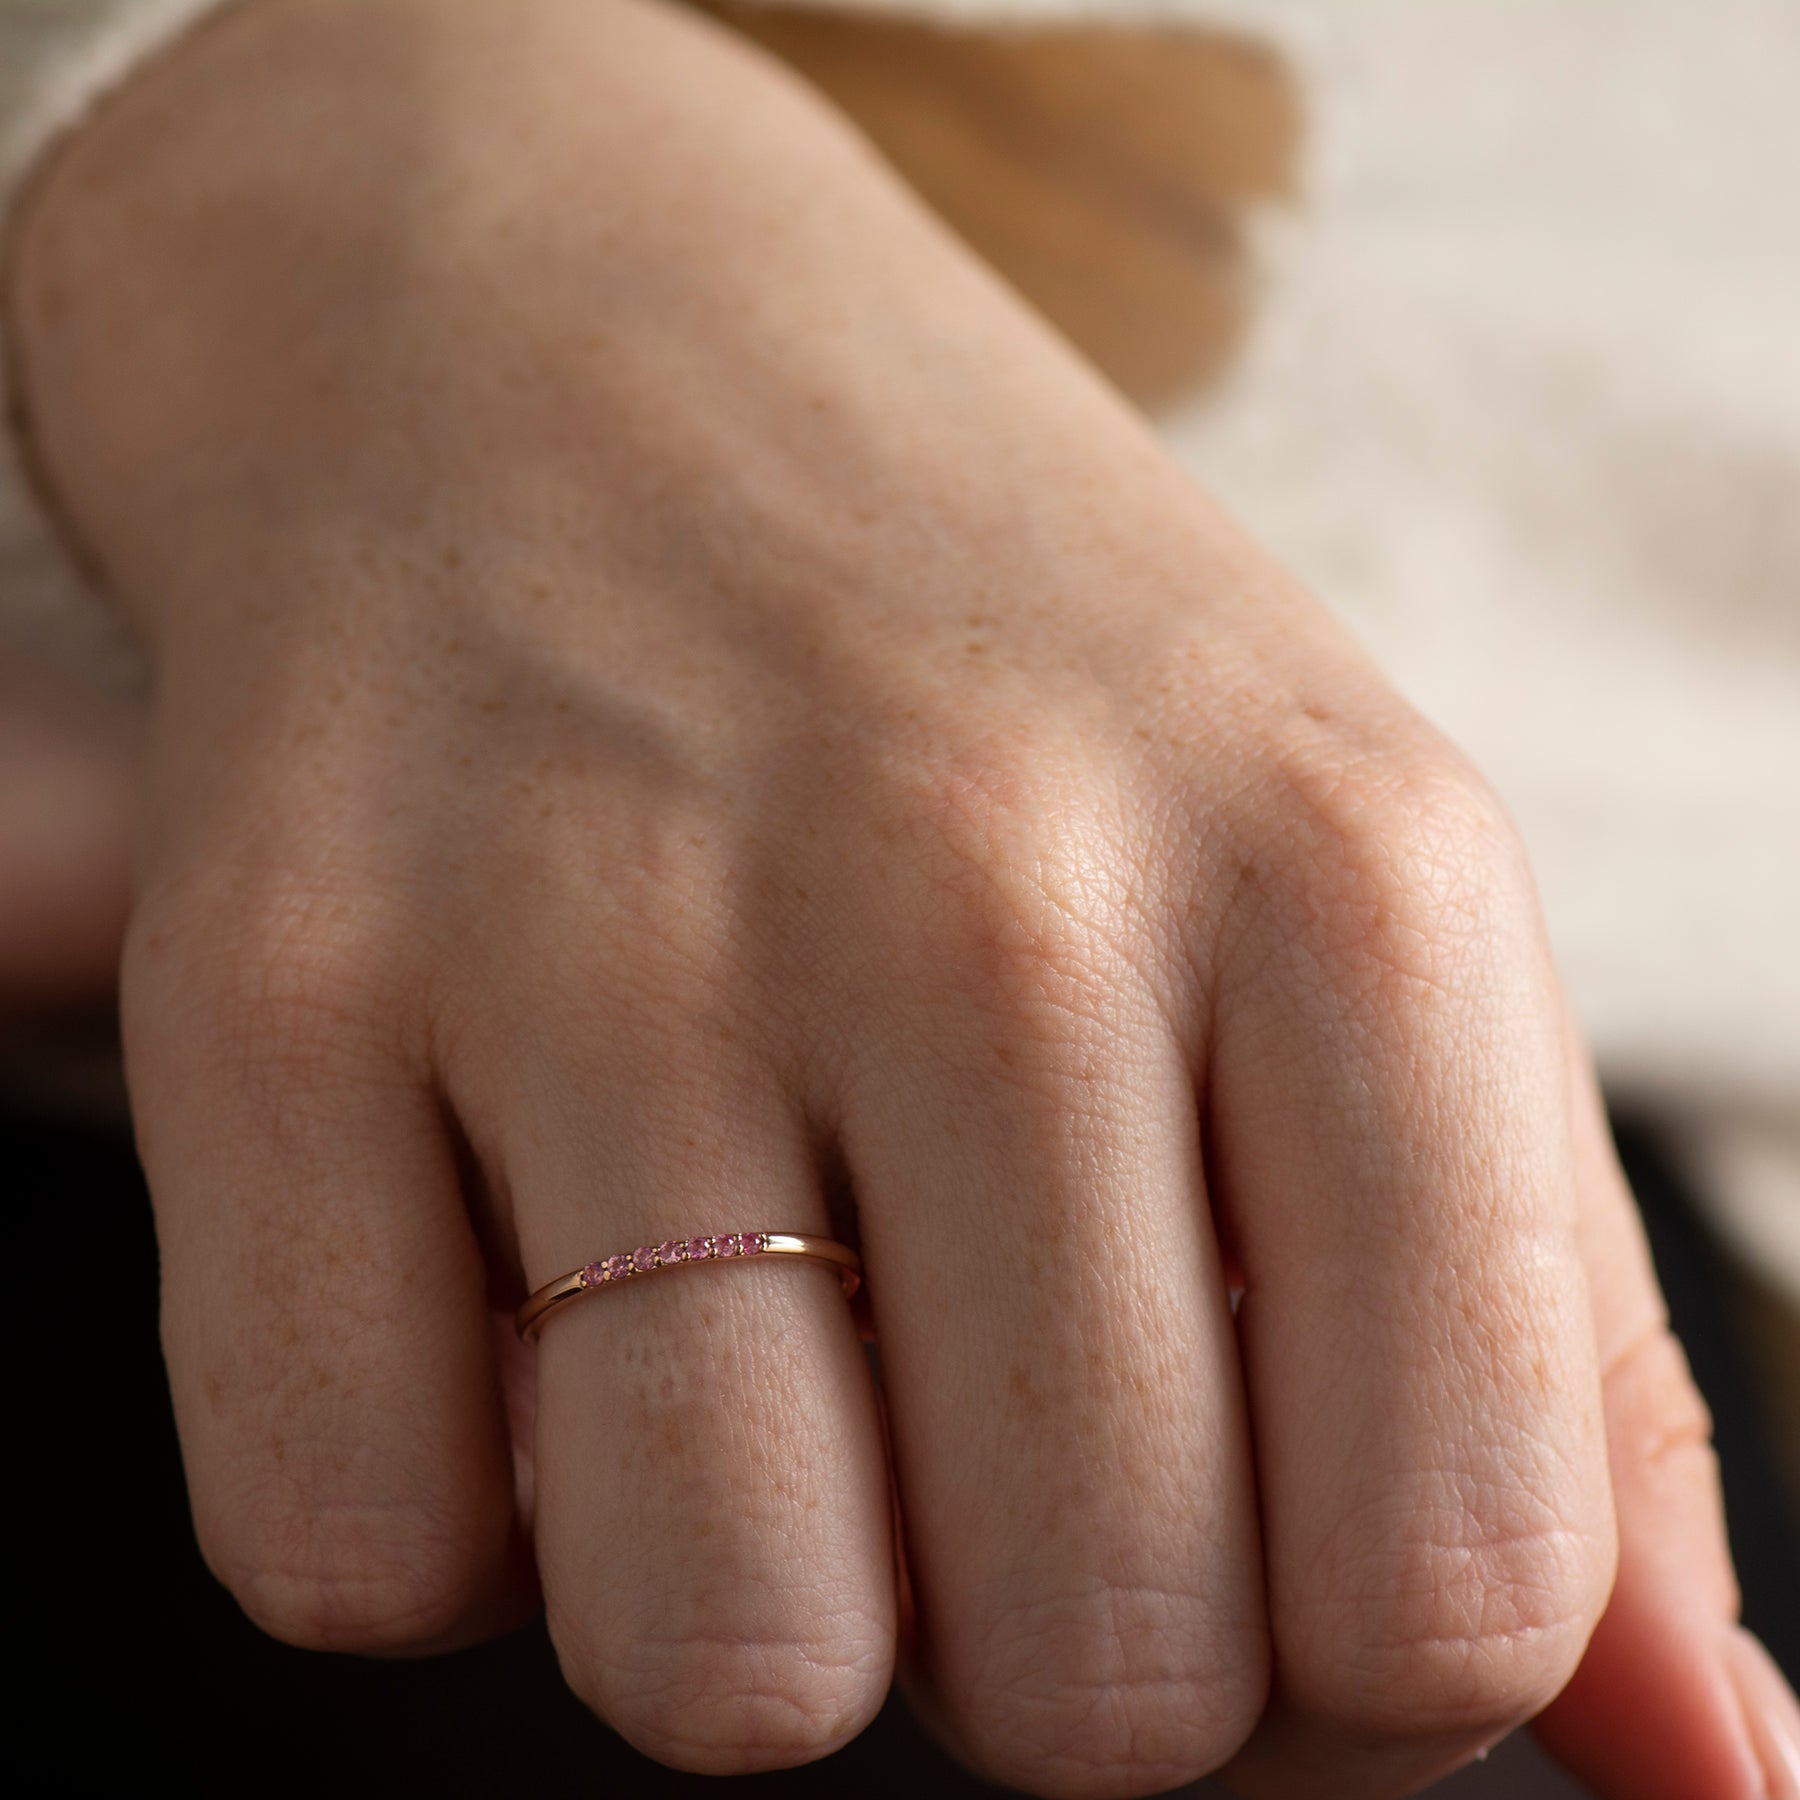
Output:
[{"xmin": 844, "ymin": 932, "xmax": 1267, "ymax": 1796}]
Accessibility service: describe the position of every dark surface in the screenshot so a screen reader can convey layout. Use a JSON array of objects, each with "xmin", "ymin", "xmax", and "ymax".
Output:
[{"xmin": 7, "ymin": 1097, "xmax": 1795, "ymax": 1797}]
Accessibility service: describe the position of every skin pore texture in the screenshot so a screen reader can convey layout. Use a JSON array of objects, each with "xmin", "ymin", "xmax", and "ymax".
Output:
[{"xmin": 7, "ymin": 0, "xmax": 1797, "ymax": 1796}]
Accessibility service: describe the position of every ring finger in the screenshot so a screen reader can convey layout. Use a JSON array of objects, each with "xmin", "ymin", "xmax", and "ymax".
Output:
[{"xmin": 474, "ymin": 1021, "xmax": 895, "ymax": 1774}]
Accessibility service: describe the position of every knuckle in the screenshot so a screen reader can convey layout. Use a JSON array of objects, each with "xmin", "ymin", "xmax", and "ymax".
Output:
[
  {"xmin": 555, "ymin": 1598, "xmax": 889, "ymax": 1775},
  {"xmin": 1287, "ymin": 1506, "xmax": 1611, "ymax": 1739},
  {"xmin": 1603, "ymin": 1321, "xmax": 1718, "ymax": 1475},
  {"xmin": 860, "ymin": 743, "xmax": 1157, "ymax": 1042},
  {"xmin": 124, "ymin": 859, "xmax": 402, "ymax": 1088},
  {"xmin": 1243, "ymin": 738, "xmax": 1542, "ymax": 1006},
  {"xmin": 950, "ymin": 1583, "xmax": 1266, "ymax": 1798},
  {"xmin": 493, "ymin": 807, "xmax": 747, "ymax": 1047},
  {"xmin": 200, "ymin": 1493, "xmax": 488, "ymax": 1654}
]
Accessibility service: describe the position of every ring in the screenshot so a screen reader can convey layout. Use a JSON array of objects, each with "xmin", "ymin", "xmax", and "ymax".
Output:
[{"xmin": 516, "ymin": 1232, "xmax": 862, "ymax": 1341}]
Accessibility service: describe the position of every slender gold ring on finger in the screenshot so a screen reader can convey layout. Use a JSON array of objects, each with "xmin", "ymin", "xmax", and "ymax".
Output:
[{"xmin": 516, "ymin": 1232, "xmax": 861, "ymax": 1342}]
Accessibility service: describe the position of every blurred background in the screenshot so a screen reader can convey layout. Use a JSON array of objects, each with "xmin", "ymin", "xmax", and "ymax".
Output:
[{"xmin": 4, "ymin": 0, "xmax": 1795, "ymax": 1793}]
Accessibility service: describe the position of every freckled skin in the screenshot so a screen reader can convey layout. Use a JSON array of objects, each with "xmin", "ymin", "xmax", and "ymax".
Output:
[{"xmin": 8, "ymin": 1, "xmax": 1782, "ymax": 1796}]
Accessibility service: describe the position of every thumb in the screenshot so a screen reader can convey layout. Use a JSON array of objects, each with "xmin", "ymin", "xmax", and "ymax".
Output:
[{"xmin": 1533, "ymin": 1024, "xmax": 1799, "ymax": 1799}]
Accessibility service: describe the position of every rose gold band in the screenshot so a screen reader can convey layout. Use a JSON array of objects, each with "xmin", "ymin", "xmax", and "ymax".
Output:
[{"xmin": 516, "ymin": 1231, "xmax": 862, "ymax": 1342}]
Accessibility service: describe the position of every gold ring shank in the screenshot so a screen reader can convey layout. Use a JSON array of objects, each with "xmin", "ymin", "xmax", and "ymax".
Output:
[{"xmin": 516, "ymin": 1232, "xmax": 861, "ymax": 1342}]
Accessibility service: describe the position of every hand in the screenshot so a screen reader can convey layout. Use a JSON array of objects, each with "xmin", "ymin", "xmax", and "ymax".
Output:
[{"xmin": 12, "ymin": 1, "xmax": 1793, "ymax": 1794}]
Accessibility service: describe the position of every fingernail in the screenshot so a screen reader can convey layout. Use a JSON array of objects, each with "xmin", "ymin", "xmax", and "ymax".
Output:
[{"xmin": 1724, "ymin": 1626, "xmax": 1800, "ymax": 1799}]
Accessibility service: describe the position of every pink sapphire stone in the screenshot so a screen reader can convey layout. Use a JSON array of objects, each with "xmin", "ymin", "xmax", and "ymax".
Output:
[
  {"xmin": 657, "ymin": 1239, "xmax": 684, "ymax": 1266},
  {"xmin": 685, "ymin": 1235, "xmax": 713, "ymax": 1261},
  {"xmin": 581, "ymin": 1261, "xmax": 608, "ymax": 1287},
  {"xmin": 632, "ymin": 1245, "xmax": 657, "ymax": 1273},
  {"xmin": 715, "ymin": 1234, "xmax": 739, "ymax": 1257},
  {"xmin": 604, "ymin": 1253, "xmax": 632, "ymax": 1281},
  {"xmin": 739, "ymin": 1233, "xmax": 763, "ymax": 1256}
]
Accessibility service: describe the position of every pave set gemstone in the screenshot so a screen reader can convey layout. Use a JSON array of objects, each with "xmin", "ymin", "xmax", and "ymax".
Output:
[{"xmin": 580, "ymin": 1233, "xmax": 766, "ymax": 1288}]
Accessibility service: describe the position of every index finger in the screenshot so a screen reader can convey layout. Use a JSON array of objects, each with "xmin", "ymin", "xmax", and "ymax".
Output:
[
  {"xmin": 1205, "ymin": 765, "xmax": 1617, "ymax": 1796},
  {"xmin": 1533, "ymin": 1005, "xmax": 1781, "ymax": 1800}
]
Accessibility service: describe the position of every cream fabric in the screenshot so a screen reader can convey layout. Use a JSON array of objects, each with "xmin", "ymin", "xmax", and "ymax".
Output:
[
  {"xmin": 1160, "ymin": 2, "xmax": 1800, "ymax": 1281},
  {"xmin": 2, "ymin": 0, "xmax": 1795, "ymax": 1282}
]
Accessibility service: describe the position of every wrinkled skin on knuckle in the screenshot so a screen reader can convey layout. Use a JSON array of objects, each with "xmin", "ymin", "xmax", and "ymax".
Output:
[
  {"xmin": 1598, "ymin": 1321, "xmax": 1738, "ymax": 1600},
  {"xmin": 549, "ymin": 1583, "xmax": 890, "ymax": 1775},
  {"xmin": 123, "ymin": 844, "xmax": 418, "ymax": 1098},
  {"xmin": 1281, "ymin": 1479, "xmax": 1613, "ymax": 1742},
  {"xmin": 837, "ymin": 733, "xmax": 1179, "ymax": 1062},
  {"xmin": 1602, "ymin": 1318, "xmax": 1717, "ymax": 1471},
  {"xmin": 1269, "ymin": 1279, "xmax": 1617, "ymax": 1740},
  {"xmin": 540, "ymin": 1347, "xmax": 893, "ymax": 1775},
  {"xmin": 196, "ymin": 1483, "xmax": 493, "ymax": 1654},
  {"xmin": 944, "ymin": 1578, "xmax": 1266, "ymax": 1799},
  {"xmin": 1228, "ymin": 731, "xmax": 1548, "ymax": 1020},
  {"xmin": 1219, "ymin": 731, "xmax": 1581, "ymax": 1247}
]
